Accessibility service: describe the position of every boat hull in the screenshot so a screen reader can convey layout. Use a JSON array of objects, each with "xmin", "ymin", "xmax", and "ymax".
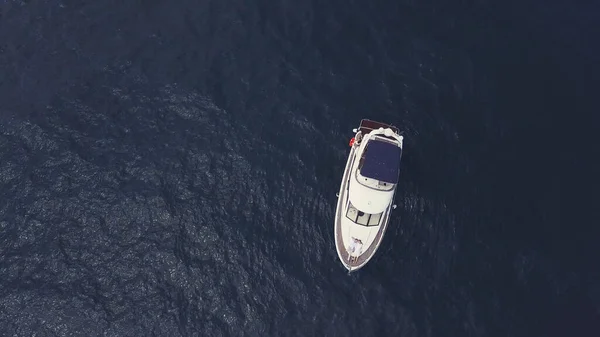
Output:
[{"xmin": 334, "ymin": 144, "xmax": 393, "ymax": 272}]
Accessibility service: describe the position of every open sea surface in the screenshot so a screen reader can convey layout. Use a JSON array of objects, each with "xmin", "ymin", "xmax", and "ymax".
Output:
[{"xmin": 1, "ymin": 0, "xmax": 599, "ymax": 336}]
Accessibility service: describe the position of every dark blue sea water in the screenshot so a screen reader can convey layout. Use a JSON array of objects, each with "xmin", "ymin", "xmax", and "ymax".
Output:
[{"xmin": 1, "ymin": 0, "xmax": 599, "ymax": 336}]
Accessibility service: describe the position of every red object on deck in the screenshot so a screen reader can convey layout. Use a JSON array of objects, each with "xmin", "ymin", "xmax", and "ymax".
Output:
[{"xmin": 349, "ymin": 137, "xmax": 355, "ymax": 147}]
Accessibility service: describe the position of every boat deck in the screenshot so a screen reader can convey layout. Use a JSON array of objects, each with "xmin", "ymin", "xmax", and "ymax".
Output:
[
  {"xmin": 334, "ymin": 145, "xmax": 391, "ymax": 271},
  {"xmin": 358, "ymin": 119, "xmax": 399, "ymax": 136},
  {"xmin": 335, "ymin": 207, "xmax": 390, "ymax": 270}
]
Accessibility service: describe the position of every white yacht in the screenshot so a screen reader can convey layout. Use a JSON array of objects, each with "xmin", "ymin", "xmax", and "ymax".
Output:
[{"xmin": 334, "ymin": 119, "xmax": 404, "ymax": 272}]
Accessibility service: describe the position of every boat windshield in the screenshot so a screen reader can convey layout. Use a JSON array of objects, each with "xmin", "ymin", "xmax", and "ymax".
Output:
[
  {"xmin": 359, "ymin": 138, "xmax": 402, "ymax": 184},
  {"xmin": 345, "ymin": 201, "xmax": 382, "ymax": 227}
]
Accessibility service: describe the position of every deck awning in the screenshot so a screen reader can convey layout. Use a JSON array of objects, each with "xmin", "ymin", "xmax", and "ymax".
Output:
[{"xmin": 360, "ymin": 139, "xmax": 402, "ymax": 183}]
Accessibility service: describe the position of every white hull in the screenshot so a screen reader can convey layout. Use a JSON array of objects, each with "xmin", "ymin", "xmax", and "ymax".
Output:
[{"xmin": 334, "ymin": 120, "xmax": 403, "ymax": 272}]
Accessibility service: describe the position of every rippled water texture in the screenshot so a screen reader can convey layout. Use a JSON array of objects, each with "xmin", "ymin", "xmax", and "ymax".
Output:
[{"xmin": 1, "ymin": 0, "xmax": 599, "ymax": 336}]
